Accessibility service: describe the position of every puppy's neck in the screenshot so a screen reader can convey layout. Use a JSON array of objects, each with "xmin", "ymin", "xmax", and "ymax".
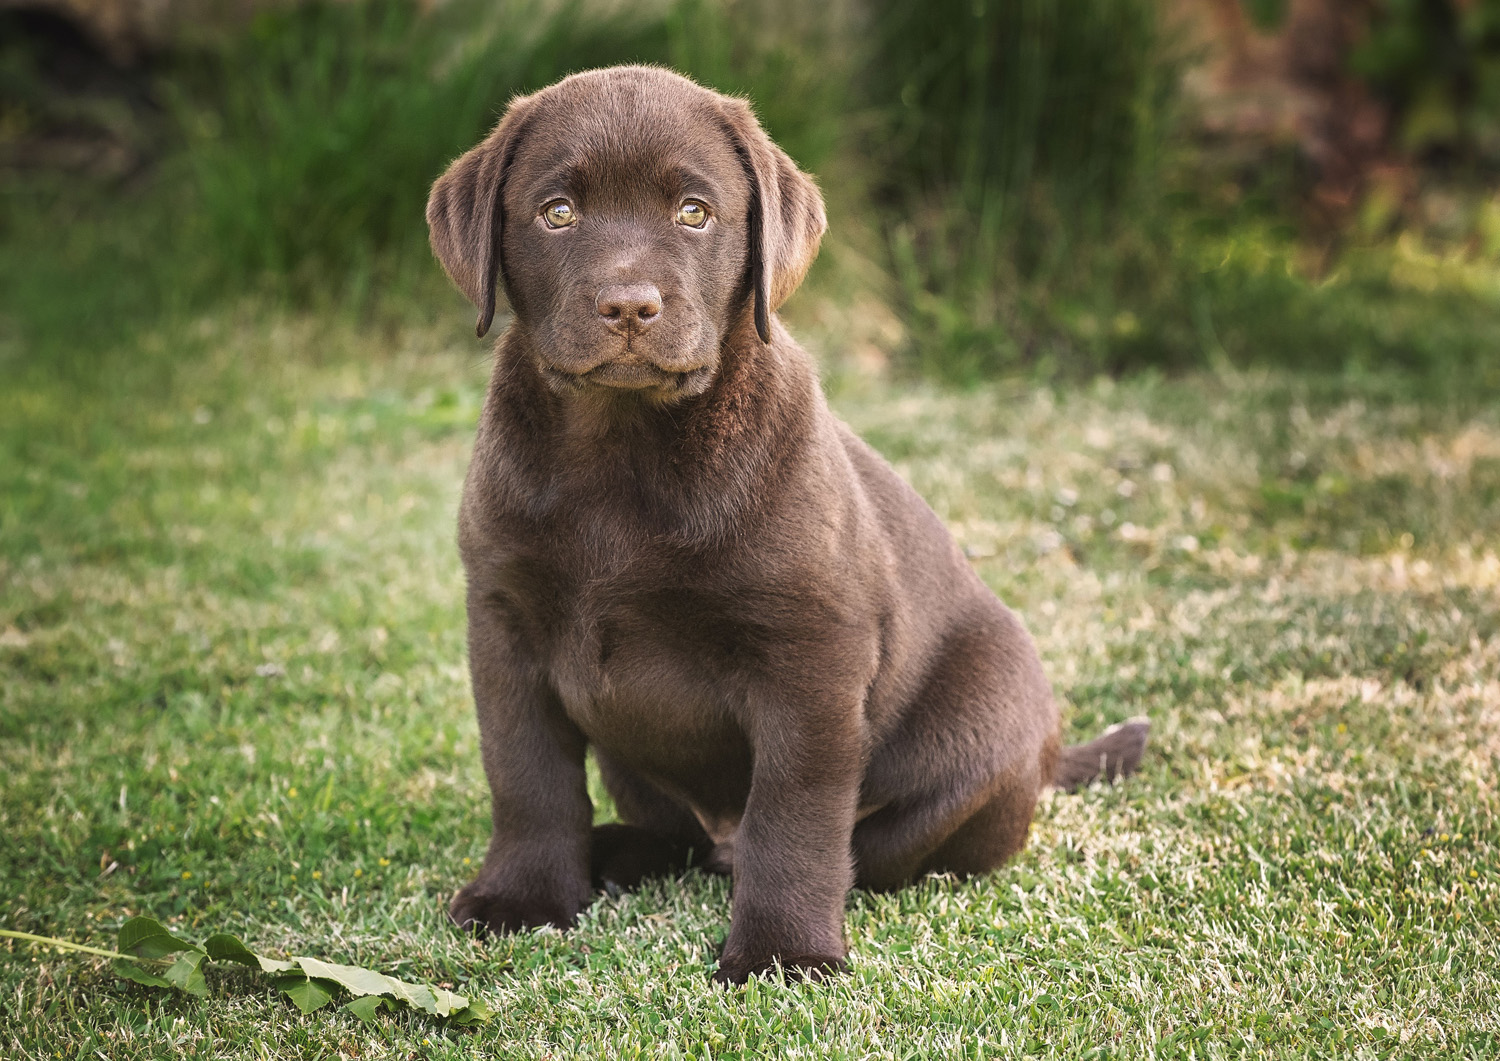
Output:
[{"xmin": 482, "ymin": 322, "xmax": 819, "ymax": 538}]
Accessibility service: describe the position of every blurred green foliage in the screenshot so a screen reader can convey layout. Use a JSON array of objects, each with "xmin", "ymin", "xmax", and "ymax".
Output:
[
  {"xmin": 1, "ymin": 0, "xmax": 1497, "ymax": 386},
  {"xmin": 867, "ymin": 0, "xmax": 1165, "ymax": 246},
  {"xmin": 168, "ymin": 0, "xmax": 839, "ymax": 297},
  {"xmin": 864, "ymin": 0, "xmax": 1174, "ymax": 377},
  {"xmin": 860, "ymin": 0, "xmax": 1500, "ymax": 381},
  {"xmin": 1352, "ymin": 0, "xmax": 1500, "ymax": 166},
  {"xmin": 172, "ymin": 0, "xmax": 525, "ymax": 290},
  {"xmin": 0, "ymin": 0, "xmax": 841, "ymax": 377}
]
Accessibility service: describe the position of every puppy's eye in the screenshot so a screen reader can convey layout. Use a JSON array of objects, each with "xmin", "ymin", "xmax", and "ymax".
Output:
[
  {"xmin": 676, "ymin": 200, "xmax": 710, "ymax": 229},
  {"xmin": 542, "ymin": 200, "xmax": 576, "ymax": 228}
]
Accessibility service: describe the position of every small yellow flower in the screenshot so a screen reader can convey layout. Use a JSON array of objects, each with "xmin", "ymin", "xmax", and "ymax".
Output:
[
  {"xmin": 312, "ymin": 870, "xmax": 322, "ymax": 880},
  {"xmin": 378, "ymin": 857, "xmax": 390, "ymax": 867},
  {"xmin": 287, "ymin": 787, "xmax": 298, "ymax": 798},
  {"xmin": 354, "ymin": 868, "xmax": 362, "ymax": 878},
  {"xmin": 1441, "ymin": 834, "xmax": 1450, "ymax": 842},
  {"xmin": 290, "ymin": 874, "xmax": 297, "ymax": 882},
  {"xmin": 1472, "ymin": 870, "xmax": 1480, "ymax": 878},
  {"xmin": 181, "ymin": 871, "xmax": 192, "ymax": 880},
  {"xmin": 463, "ymin": 857, "xmax": 471, "ymax": 866}
]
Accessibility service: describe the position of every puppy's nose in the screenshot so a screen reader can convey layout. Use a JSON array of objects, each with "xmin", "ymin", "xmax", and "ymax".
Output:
[{"xmin": 596, "ymin": 283, "xmax": 662, "ymax": 333}]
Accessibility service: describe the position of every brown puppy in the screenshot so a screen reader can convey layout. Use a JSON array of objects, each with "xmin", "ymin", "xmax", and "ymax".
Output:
[{"xmin": 426, "ymin": 65, "xmax": 1147, "ymax": 985}]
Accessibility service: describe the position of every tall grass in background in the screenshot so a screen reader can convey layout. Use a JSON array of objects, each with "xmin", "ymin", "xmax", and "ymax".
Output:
[
  {"xmin": 5, "ymin": 0, "xmax": 627, "ymax": 371},
  {"xmin": 859, "ymin": 0, "xmax": 1500, "ymax": 384},
  {"xmin": 0, "ymin": 0, "xmax": 842, "ymax": 373},
  {"xmin": 169, "ymin": 0, "xmax": 842, "ymax": 305},
  {"xmin": 171, "ymin": 0, "xmax": 668, "ymax": 303},
  {"xmin": 863, "ymin": 0, "xmax": 1175, "ymax": 378},
  {"xmin": 2, "ymin": 0, "xmax": 1496, "ymax": 386}
]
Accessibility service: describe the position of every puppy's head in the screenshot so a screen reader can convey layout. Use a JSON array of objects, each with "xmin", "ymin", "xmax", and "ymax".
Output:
[{"xmin": 426, "ymin": 66, "xmax": 825, "ymax": 401}]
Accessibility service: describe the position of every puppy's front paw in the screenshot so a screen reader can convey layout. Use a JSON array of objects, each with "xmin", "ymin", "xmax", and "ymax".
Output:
[
  {"xmin": 711, "ymin": 950, "xmax": 848, "ymax": 986},
  {"xmin": 448, "ymin": 881, "xmax": 583, "ymax": 937}
]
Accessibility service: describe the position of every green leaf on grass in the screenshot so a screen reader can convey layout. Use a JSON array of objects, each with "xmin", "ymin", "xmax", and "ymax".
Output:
[
  {"xmin": 293, "ymin": 956, "xmax": 395, "ymax": 999},
  {"xmin": 202, "ymin": 932, "xmax": 258, "ymax": 967},
  {"xmin": 292, "ymin": 956, "xmax": 470, "ymax": 1018},
  {"xmin": 118, "ymin": 917, "xmax": 197, "ymax": 960},
  {"xmin": 163, "ymin": 949, "xmax": 209, "ymax": 997},
  {"xmin": 344, "ymin": 995, "xmax": 388, "ymax": 1023},
  {"xmin": 113, "ymin": 958, "xmax": 173, "ymax": 989},
  {"xmin": 274, "ymin": 974, "xmax": 337, "ymax": 1014},
  {"xmin": 449, "ymin": 995, "xmax": 491, "ymax": 1026},
  {"xmin": 204, "ymin": 932, "xmax": 295, "ymax": 973},
  {"xmin": 9, "ymin": 921, "xmax": 486, "ymax": 1024}
]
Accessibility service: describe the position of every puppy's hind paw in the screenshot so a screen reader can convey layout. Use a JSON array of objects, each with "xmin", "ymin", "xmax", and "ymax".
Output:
[{"xmin": 589, "ymin": 823, "xmax": 705, "ymax": 891}]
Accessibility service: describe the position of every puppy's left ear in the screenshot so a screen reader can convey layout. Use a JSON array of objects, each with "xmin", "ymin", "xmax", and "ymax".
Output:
[
  {"xmin": 719, "ymin": 98, "xmax": 827, "ymax": 344},
  {"xmin": 426, "ymin": 94, "xmax": 536, "ymax": 338}
]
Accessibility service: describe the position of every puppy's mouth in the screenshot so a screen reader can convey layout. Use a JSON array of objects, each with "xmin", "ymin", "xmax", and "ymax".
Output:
[
  {"xmin": 541, "ymin": 357, "xmax": 712, "ymax": 397},
  {"xmin": 584, "ymin": 360, "xmax": 685, "ymax": 390}
]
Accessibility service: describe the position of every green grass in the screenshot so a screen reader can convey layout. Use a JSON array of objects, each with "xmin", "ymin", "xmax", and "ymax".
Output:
[{"xmin": 2, "ymin": 308, "xmax": 1499, "ymax": 1058}]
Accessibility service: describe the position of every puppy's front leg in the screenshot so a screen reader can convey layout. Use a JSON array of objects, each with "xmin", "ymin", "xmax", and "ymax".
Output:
[
  {"xmin": 450, "ymin": 602, "xmax": 592, "ymax": 935},
  {"xmin": 714, "ymin": 698, "xmax": 863, "ymax": 984}
]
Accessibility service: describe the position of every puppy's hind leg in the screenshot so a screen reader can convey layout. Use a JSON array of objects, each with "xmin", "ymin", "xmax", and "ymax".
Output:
[
  {"xmin": 591, "ymin": 751, "xmax": 713, "ymax": 892},
  {"xmin": 853, "ymin": 617, "xmax": 1059, "ymax": 889},
  {"xmin": 919, "ymin": 721, "xmax": 1150, "ymax": 878},
  {"xmin": 914, "ymin": 771, "xmax": 1044, "ymax": 879},
  {"xmin": 854, "ymin": 759, "xmax": 1048, "ymax": 889}
]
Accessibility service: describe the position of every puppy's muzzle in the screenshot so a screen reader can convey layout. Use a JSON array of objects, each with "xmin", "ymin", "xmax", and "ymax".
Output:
[{"xmin": 534, "ymin": 282, "xmax": 709, "ymax": 393}]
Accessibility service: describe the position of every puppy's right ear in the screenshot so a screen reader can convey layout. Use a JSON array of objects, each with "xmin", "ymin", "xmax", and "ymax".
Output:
[{"xmin": 426, "ymin": 96, "xmax": 535, "ymax": 338}]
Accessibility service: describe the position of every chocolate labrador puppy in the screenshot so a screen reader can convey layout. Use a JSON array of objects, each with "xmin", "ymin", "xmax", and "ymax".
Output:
[{"xmin": 426, "ymin": 65, "xmax": 1147, "ymax": 984}]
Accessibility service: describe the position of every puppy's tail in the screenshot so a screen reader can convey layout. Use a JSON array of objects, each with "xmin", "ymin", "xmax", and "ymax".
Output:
[{"xmin": 1053, "ymin": 718, "xmax": 1150, "ymax": 792}]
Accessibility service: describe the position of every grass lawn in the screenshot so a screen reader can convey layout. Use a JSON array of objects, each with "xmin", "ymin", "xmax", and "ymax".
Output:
[{"xmin": 2, "ymin": 308, "xmax": 1498, "ymax": 1058}]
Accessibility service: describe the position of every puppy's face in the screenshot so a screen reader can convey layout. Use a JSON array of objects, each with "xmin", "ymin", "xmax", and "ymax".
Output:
[
  {"xmin": 500, "ymin": 79, "xmax": 750, "ymax": 400},
  {"xmin": 427, "ymin": 66, "xmax": 826, "ymax": 405}
]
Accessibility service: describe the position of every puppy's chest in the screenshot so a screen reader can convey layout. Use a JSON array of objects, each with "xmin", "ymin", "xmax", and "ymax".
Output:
[{"xmin": 502, "ymin": 541, "xmax": 749, "ymax": 759}]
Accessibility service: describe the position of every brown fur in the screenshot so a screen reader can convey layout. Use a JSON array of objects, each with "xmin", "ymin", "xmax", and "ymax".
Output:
[{"xmin": 426, "ymin": 65, "xmax": 1148, "ymax": 985}]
